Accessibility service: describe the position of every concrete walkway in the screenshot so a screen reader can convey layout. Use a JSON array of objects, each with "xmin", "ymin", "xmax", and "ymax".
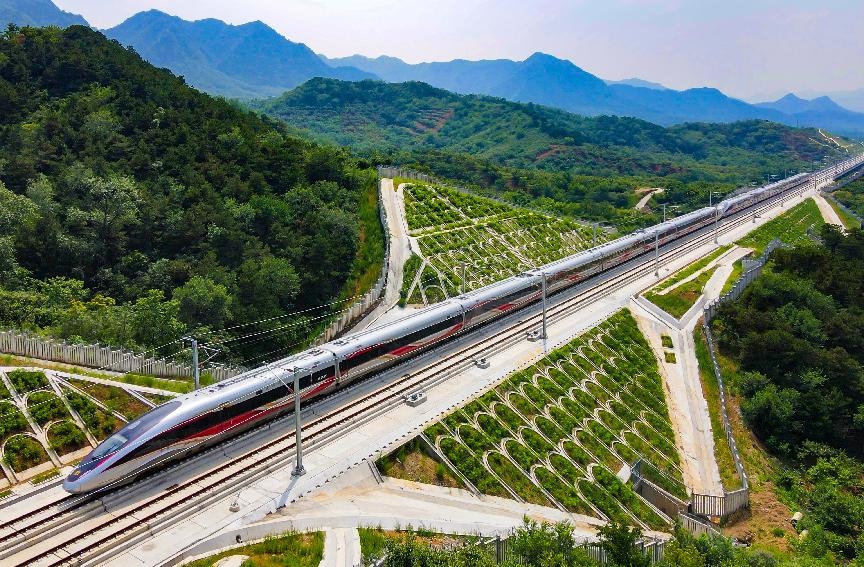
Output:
[
  {"xmin": 812, "ymin": 194, "xmax": 845, "ymax": 229},
  {"xmin": 350, "ymin": 179, "xmax": 414, "ymax": 333},
  {"xmin": 320, "ymin": 527, "xmax": 361, "ymax": 567},
  {"xmin": 631, "ymin": 246, "xmax": 750, "ymax": 496}
]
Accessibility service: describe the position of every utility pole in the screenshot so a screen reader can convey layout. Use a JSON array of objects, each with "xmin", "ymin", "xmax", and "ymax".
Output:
[
  {"xmin": 654, "ymin": 231, "xmax": 660, "ymax": 276},
  {"xmin": 592, "ymin": 222, "xmax": 598, "ymax": 248},
  {"xmin": 540, "ymin": 272, "xmax": 548, "ymax": 340},
  {"xmin": 714, "ymin": 206, "xmax": 720, "ymax": 244},
  {"xmin": 291, "ymin": 369, "xmax": 306, "ymax": 477},
  {"xmin": 662, "ymin": 203, "xmax": 667, "ymax": 223},
  {"xmin": 183, "ymin": 336, "xmax": 201, "ymax": 390},
  {"xmin": 459, "ymin": 262, "xmax": 466, "ymax": 295}
]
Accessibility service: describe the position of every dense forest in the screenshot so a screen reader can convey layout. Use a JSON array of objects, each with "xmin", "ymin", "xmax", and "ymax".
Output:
[
  {"xmin": 0, "ymin": 25, "xmax": 382, "ymax": 361},
  {"xmin": 251, "ymin": 79, "xmax": 852, "ymax": 230},
  {"xmin": 713, "ymin": 227, "xmax": 864, "ymax": 562}
]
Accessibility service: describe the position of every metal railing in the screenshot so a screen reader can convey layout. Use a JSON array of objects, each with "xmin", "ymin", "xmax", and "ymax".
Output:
[
  {"xmin": 0, "ymin": 330, "xmax": 242, "ymax": 381},
  {"xmin": 690, "ymin": 239, "xmax": 786, "ymax": 519}
]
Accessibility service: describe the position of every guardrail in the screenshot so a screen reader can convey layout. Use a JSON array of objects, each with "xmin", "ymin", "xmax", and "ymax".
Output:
[
  {"xmin": 0, "ymin": 330, "xmax": 242, "ymax": 381},
  {"xmin": 690, "ymin": 239, "xmax": 786, "ymax": 519}
]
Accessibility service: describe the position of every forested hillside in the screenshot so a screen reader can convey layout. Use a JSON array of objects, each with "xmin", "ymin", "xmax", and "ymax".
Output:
[
  {"xmin": 252, "ymin": 78, "xmax": 850, "ymax": 230},
  {"xmin": 712, "ymin": 227, "xmax": 864, "ymax": 562},
  {"xmin": 0, "ymin": 25, "xmax": 382, "ymax": 360}
]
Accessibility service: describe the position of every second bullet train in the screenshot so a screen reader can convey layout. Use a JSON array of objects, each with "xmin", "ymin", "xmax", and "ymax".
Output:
[{"xmin": 63, "ymin": 157, "xmax": 862, "ymax": 493}]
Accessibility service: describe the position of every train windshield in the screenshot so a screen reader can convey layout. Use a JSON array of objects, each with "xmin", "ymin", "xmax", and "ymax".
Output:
[{"xmin": 83, "ymin": 401, "xmax": 181, "ymax": 463}]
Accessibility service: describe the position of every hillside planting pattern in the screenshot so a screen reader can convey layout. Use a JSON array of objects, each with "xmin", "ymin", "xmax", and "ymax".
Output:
[
  {"xmin": 423, "ymin": 311, "xmax": 686, "ymax": 530},
  {"xmin": 401, "ymin": 183, "xmax": 607, "ymax": 304}
]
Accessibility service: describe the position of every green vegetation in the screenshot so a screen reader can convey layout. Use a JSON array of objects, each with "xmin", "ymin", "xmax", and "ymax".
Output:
[
  {"xmin": 693, "ymin": 327, "xmax": 741, "ymax": 490},
  {"xmin": 645, "ymin": 266, "xmax": 720, "ymax": 319},
  {"xmin": 713, "ymin": 226, "xmax": 864, "ymax": 562},
  {"xmin": 375, "ymin": 437, "xmax": 464, "ymax": 488},
  {"xmin": 660, "ymin": 335, "xmax": 673, "ymax": 349},
  {"xmin": 0, "ymin": 26, "xmax": 381, "ymax": 364},
  {"xmin": 737, "ymin": 199, "xmax": 824, "ymax": 254},
  {"xmin": 29, "ymin": 467, "xmax": 60, "ymax": 484},
  {"xmin": 0, "ymin": 400, "xmax": 28, "ymax": 438},
  {"xmin": 664, "ymin": 352, "xmax": 676, "ymax": 364},
  {"xmin": 721, "ymin": 260, "xmax": 744, "ymax": 295},
  {"xmin": 26, "ymin": 391, "xmax": 67, "ymax": 425},
  {"xmin": 66, "ymin": 391, "xmax": 120, "ymax": 439},
  {"xmin": 68, "ymin": 379, "xmax": 149, "ymax": 420},
  {"xmin": 46, "ymin": 421, "xmax": 87, "ymax": 455},
  {"xmin": 654, "ymin": 245, "xmax": 731, "ymax": 294},
  {"xmin": 3, "ymin": 435, "xmax": 49, "ymax": 472},
  {"xmin": 6, "ymin": 369, "xmax": 48, "ymax": 394},
  {"xmin": 402, "ymin": 182, "xmax": 607, "ymax": 301},
  {"xmin": 424, "ymin": 310, "xmax": 686, "ymax": 528},
  {"xmin": 359, "ymin": 519, "xmax": 835, "ymax": 567},
  {"xmin": 833, "ymin": 176, "xmax": 864, "ymax": 220},
  {"xmin": 252, "ymin": 79, "xmax": 850, "ymax": 232},
  {"xmin": 183, "ymin": 532, "xmax": 324, "ymax": 567}
]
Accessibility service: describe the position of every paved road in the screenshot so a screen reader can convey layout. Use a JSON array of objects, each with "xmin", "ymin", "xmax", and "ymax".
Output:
[
  {"xmin": 349, "ymin": 179, "xmax": 413, "ymax": 333},
  {"xmin": 812, "ymin": 194, "xmax": 845, "ymax": 228}
]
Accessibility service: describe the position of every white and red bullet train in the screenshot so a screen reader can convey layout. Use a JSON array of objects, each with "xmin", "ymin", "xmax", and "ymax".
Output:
[{"xmin": 63, "ymin": 159, "xmax": 861, "ymax": 493}]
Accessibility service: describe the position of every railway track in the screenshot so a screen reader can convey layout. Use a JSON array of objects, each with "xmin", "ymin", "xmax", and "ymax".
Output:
[{"xmin": 0, "ymin": 181, "xmax": 820, "ymax": 566}]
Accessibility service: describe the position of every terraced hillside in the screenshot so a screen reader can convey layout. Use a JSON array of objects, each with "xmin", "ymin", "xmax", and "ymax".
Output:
[
  {"xmin": 421, "ymin": 310, "xmax": 685, "ymax": 530},
  {"xmin": 400, "ymin": 182, "xmax": 609, "ymax": 304}
]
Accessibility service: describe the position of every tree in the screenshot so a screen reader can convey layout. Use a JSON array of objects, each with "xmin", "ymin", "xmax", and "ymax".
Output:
[
  {"xmin": 173, "ymin": 276, "xmax": 232, "ymax": 329},
  {"xmin": 130, "ymin": 290, "xmax": 186, "ymax": 349},
  {"xmin": 236, "ymin": 256, "xmax": 300, "ymax": 320},
  {"xmin": 598, "ymin": 521, "xmax": 650, "ymax": 567}
]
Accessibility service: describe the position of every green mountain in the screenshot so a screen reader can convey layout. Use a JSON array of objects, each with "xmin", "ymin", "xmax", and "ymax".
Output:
[
  {"xmin": 105, "ymin": 10, "xmax": 377, "ymax": 99},
  {"xmin": 0, "ymin": 25, "xmax": 381, "ymax": 358},
  {"xmin": 0, "ymin": 0, "xmax": 88, "ymax": 27},
  {"xmin": 326, "ymin": 52, "xmax": 864, "ymax": 136},
  {"xmin": 251, "ymin": 78, "xmax": 843, "ymax": 177}
]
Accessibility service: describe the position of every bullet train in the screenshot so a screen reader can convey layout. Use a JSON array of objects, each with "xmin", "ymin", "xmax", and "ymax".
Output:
[{"xmin": 63, "ymin": 157, "xmax": 862, "ymax": 493}]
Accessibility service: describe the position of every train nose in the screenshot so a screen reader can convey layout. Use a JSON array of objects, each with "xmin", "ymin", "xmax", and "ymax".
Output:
[{"xmin": 63, "ymin": 469, "xmax": 88, "ymax": 493}]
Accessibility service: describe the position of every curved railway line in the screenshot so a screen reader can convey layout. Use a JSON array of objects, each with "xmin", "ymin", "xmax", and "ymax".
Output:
[{"xmin": 0, "ymin": 175, "xmax": 850, "ymax": 566}]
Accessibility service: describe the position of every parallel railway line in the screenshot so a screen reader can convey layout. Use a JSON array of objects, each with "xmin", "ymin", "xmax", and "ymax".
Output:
[{"xmin": 0, "ymin": 178, "xmax": 835, "ymax": 566}]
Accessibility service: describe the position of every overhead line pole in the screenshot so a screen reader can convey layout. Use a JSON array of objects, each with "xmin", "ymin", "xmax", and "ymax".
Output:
[
  {"xmin": 540, "ymin": 272, "xmax": 548, "ymax": 341},
  {"xmin": 292, "ymin": 368, "xmax": 306, "ymax": 477}
]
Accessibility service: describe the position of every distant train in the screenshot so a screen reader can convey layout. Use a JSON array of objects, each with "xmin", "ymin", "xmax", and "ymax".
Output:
[{"xmin": 63, "ymin": 159, "xmax": 860, "ymax": 493}]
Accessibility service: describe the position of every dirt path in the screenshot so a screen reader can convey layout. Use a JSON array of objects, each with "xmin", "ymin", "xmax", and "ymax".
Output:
[{"xmin": 811, "ymin": 194, "xmax": 845, "ymax": 228}]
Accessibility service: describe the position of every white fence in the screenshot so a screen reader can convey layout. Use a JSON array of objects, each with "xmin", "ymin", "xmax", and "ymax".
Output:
[
  {"xmin": 0, "ymin": 330, "xmax": 242, "ymax": 381},
  {"xmin": 312, "ymin": 174, "xmax": 391, "ymax": 345}
]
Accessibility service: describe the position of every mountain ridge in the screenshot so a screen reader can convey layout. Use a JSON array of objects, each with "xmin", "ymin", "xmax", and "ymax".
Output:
[
  {"xmin": 326, "ymin": 51, "xmax": 864, "ymax": 135},
  {"xmin": 105, "ymin": 9, "xmax": 377, "ymax": 98},
  {"xmin": 0, "ymin": 0, "xmax": 88, "ymax": 27}
]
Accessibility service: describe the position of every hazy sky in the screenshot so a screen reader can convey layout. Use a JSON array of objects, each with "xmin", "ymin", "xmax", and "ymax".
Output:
[{"xmin": 53, "ymin": 0, "xmax": 864, "ymax": 100}]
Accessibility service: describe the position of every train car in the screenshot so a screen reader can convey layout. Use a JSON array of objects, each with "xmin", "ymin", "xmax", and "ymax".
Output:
[{"xmin": 64, "ymin": 160, "xmax": 862, "ymax": 493}]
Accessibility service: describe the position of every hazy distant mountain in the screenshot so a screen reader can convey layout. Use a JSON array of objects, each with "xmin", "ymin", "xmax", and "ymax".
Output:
[
  {"xmin": 0, "ymin": 0, "xmax": 88, "ymax": 27},
  {"xmin": 106, "ymin": 10, "xmax": 376, "ymax": 99},
  {"xmin": 327, "ymin": 51, "xmax": 864, "ymax": 135},
  {"xmin": 605, "ymin": 77, "xmax": 669, "ymax": 90},
  {"xmin": 754, "ymin": 93, "xmax": 864, "ymax": 135},
  {"xmin": 795, "ymin": 88, "xmax": 864, "ymax": 114},
  {"xmin": 756, "ymin": 93, "xmax": 846, "ymax": 114}
]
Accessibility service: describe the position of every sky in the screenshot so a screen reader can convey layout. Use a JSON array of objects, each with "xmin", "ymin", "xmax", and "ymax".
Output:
[{"xmin": 53, "ymin": 0, "xmax": 864, "ymax": 100}]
